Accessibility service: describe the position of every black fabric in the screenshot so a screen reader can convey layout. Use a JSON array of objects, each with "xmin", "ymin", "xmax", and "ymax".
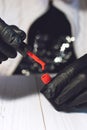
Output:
[
  {"xmin": 41, "ymin": 54, "xmax": 87, "ymax": 112},
  {"xmin": 0, "ymin": 18, "xmax": 26, "ymax": 63},
  {"xmin": 26, "ymin": 3, "xmax": 76, "ymax": 73}
]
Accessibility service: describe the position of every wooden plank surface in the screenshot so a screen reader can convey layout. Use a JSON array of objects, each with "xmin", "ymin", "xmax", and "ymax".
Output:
[
  {"xmin": 0, "ymin": 0, "xmax": 87, "ymax": 130},
  {"xmin": 36, "ymin": 74, "xmax": 87, "ymax": 130},
  {"xmin": 40, "ymin": 94, "xmax": 87, "ymax": 130},
  {"xmin": 0, "ymin": 75, "xmax": 45, "ymax": 130},
  {"xmin": 0, "ymin": 74, "xmax": 87, "ymax": 130}
]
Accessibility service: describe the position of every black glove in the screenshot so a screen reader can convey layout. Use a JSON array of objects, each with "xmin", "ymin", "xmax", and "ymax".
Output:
[
  {"xmin": 41, "ymin": 54, "xmax": 87, "ymax": 112},
  {"xmin": 0, "ymin": 18, "xmax": 26, "ymax": 63}
]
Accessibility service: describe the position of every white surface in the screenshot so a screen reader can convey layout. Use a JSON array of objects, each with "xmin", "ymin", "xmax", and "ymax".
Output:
[
  {"xmin": 0, "ymin": 1, "xmax": 87, "ymax": 129},
  {"xmin": 0, "ymin": 75, "xmax": 45, "ymax": 130},
  {"xmin": 0, "ymin": 75, "xmax": 87, "ymax": 130},
  {"xmin": 36, "ymin": 74, "xmax": 87, "ymax": 130},
  {"xmin": 40, "ymin": 94, "xmax": 87, "ymax": 130}
]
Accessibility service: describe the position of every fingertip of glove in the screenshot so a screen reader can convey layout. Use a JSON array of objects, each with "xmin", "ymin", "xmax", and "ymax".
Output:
[
  {"xmin": 10, "ymin": 51, "xmax": 17, "ymax": 58},
  {"xmin": 20, "ymin": 31, "xmax": 26, "ymax": 40}
]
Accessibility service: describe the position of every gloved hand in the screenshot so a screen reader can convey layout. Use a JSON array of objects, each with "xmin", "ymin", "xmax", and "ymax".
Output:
[
  {"xmin": 0, "ymin": 18, "xmax": 26, "ymax": 63},
  {"xmin": 41, "ymin": 54, "xmax": 87, "ymax": 112}
]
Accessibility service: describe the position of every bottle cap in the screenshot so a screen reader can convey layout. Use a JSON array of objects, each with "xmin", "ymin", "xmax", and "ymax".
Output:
[{"xmin": 41, "ymin": 73, "xmax": 52, "ymax": 84}]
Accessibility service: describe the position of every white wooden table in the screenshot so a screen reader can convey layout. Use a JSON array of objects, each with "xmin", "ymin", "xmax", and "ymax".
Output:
[
  {"xmin": 0, "ymin": 75, "xmax": 87, "ymax": 130},
  {"xmin": 0, "ymin": 0, "xmax": 87, "ymax": 130}
]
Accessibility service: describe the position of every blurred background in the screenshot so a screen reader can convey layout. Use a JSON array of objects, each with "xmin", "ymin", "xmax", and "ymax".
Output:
[{"xmin": 0, "ymin": 0, "xmax": 87, "ymax": 75}]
